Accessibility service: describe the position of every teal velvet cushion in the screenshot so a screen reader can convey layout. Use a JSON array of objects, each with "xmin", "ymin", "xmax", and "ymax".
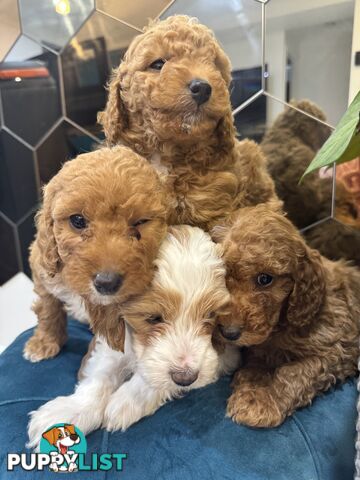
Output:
[{"xmin": 0, "ymin": 321, "xmax": 356, "ymax": 479}]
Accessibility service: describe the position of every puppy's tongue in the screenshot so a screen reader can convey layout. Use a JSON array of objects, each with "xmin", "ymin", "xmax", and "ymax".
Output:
[{"xmin": 59, "ymin": 443, "xmax": 67, "ymax": 455}]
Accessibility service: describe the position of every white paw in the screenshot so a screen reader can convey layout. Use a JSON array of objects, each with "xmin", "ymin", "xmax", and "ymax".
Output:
[
  {"xmin": 27, "ymin": 395, "xmax": 104, "ymax": 450},
  {"xmin": 103, "ymin": 386, "xmax": 151, "ymax": 432}
]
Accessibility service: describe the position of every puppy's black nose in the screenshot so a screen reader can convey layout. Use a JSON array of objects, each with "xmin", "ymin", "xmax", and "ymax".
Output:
[
  {"xmin": 93, "ymin": 272, "xmax": 123, "ymax": 295},
  {"xmin": 70, "ymin": 434, "xmax": 78, "ymax": 441},
  {"xmin": 218, "ymin": 324, "xmax": 242, "ymax": 341},
  {"xmin": 170, "ymin": 369, "xmax": 199, "ymax": 387},
  {"xmin": 188, "ymin": 79, "xmax": 212, "ymax": 105}
]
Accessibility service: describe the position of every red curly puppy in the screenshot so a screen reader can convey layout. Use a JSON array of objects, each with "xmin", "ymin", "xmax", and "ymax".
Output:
[
  {"xmin": 98, "ymin": 15, "xmax": 278, "ymax": 231},
  {"xmin": 24, "ymin": 146, "xmax": 169, "ymax": 361},
  {"xmin": 214, "ymin": 205, "xmax": 360, "ymax": 427}
]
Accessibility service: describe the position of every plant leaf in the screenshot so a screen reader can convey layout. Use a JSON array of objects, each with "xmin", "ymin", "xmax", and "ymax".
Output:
[{"xmin": 302, "ymin": 90, "xmax": 360, "ymax": 179}]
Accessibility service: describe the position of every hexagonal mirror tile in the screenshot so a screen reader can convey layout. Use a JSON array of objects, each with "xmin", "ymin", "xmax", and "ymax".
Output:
[
  {"xmin": 61, "ymin": 11, "xmax": 138, "ymax": 136},
  {"xmin": 264, "ymin": 0, "xmax": 354, "ymax": 125},
  {"xmin": 0, "ymin": 0, "xmax": 20, "ymax": 61},
  {"xmin": 18, "ymin": 208, "xmax": 37, "ymax": 278},
  {"xmin": 234, "ymin": 94, "xmax": 333, "ymax": 231},
  {"xmin": 36, "ymin": 120, "xmax": 99, "ymax": 185},
  {"xmin": 18, "ymin": 0, "xmax": 95, "ymax": 52},
  {"xmin": 0, "ymin": 215, "xmax": 19, "ymax": 284},
  {"xmin": 0, "ymin": 35, "xmax": 62, "ymax": 146},
  {"xmin": 0, "ymin": 129, "xmax": 38, "ymax": 223},
  {"xmin": 96, "ymin": 0, "xmax": 172, "ymax": 29},
  {"xmin": 161, "ymin": 0, "xmax": 263, "ymax": 110}
]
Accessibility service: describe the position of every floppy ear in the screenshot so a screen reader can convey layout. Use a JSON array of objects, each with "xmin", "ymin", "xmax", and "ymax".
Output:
[
  {"xmin": 35, "ymin": 179, "xmax": 61, "ymax": 277},
  {"xmin": 287, "ymin": 246, "xmax": 326, "ymax": 328},
  {"xmin": 42, "ymin": 428, "xmax": 57, "ymax": 445},
  {"xmin": 215, "ymin": 110, "xmax": 236, "ymax": 153},
  {"xmin": 97, "ymin": 68, "xmax": 128, "ymax": 146},
  {"xmin": 88, "ymin": 304, "xmax": 125, "ymax": 352}
]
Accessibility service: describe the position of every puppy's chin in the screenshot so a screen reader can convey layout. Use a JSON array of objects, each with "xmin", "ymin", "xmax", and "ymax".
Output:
[{"xmin": 152, "ymin": 113, "xmax": 219, "ymax": 144}]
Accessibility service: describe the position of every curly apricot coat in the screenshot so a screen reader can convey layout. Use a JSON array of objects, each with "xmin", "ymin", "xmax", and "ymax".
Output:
[
  {"xmin": 214, "ymin": 205, "xmax": 360, "ymax": 427},
  {"xmin": 24, "ymin": 146, "xmax": 169, "ymax": 361},
  {"xmin": 98, "ymin": 15, "xmax": 279, "ymax": 231}
]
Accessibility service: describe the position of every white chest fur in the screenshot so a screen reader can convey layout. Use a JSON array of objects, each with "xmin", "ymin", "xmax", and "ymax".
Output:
[{"xmin": 44, "ymin": 274, "xmax": 89, "ymax": 323}]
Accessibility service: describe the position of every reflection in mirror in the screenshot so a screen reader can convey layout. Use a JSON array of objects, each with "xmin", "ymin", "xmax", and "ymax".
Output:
[
  {"xmin": 96, "ymin": 0, "xmax": 172, "ymax": 29},
  {"xmin": 0, "ymin": 129, "xmax": 38, "ymax": 223},
  {"xmin": 0, "ymin": 215, "xmax": 19, "ymax": 284},
  {"xmin": 18, "ymin": 0, "xmax": 94, "ymax": 52},
  {"xmin": 0, "ymin": 0, "xmax": 20, "ymax": 61},
  {"xmin": 36, "ymin": 120, "xmax": 99, "ymax": 185},
  {"xmin": 336, "ymin": 159, "xmax": 360, "ymax": 230},
  {"xmin": 0, "ymin": 36, "xmax": 62, "ymax": 146},
  {"xmin": 261, "ymin": 99, "xmax": 333, "ymax": 230},
  {"xmin": 161, "ymin": 0, "xmax": 262, "ymax": 109},
  {"xmin": 265, "ymin": 0, "xmax": 354, "ymax": 125},
  {"xmin": 61, "ymin": 11, "xmax": 138, "ymax": 136}
]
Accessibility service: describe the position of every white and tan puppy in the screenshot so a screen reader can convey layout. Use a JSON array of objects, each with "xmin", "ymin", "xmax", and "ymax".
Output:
[{"xmin": 27, "ymin": 226, "xmax": 240, "ymax": 448}]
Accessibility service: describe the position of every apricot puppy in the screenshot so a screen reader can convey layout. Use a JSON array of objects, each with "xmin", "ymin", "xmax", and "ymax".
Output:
[
  {"xmin": 24, "ymin": 146, "xmax": 169, "ymax": 362},
  {"xmin": 98, "ymin": 15, "xmax": 279, "ymax": 231},
  {"xmin": 215, "ymin": 205, "xmax": 360, "ymax": 427}
]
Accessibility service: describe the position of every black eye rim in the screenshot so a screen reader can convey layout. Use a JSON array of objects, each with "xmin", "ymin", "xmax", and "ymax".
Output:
[
  {"xmin": 69, "ymin": 214, "xmax": 87, "ymax": 230},
  {"xmin": 146, "ymin": 314, "xmax": 164, "ymax": 325},
  {"xmin": 256, "ymin": 273, "xmax": 274, "ymax": 287},
  {"xmin": 149, "ymin": 58, "xmax": 166, "ymax": 70},
  {"xmin": 131, "ymin": 218, "xmax": 151, "ymax": 228}
]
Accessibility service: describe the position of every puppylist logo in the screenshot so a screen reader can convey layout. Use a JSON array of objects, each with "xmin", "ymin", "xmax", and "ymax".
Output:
[{"xmin": 7, "ymin": 423, "xmax": 127, "ymax": 473}]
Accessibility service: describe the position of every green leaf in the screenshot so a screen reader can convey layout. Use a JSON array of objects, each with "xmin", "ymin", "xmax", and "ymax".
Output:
[{"xmin": 302, "ymin": 90, "xmax": 360, "ymax": 179}]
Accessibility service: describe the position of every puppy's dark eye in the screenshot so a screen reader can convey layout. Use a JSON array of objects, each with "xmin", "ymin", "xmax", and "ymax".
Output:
[
  {"xmin": 149, "ymin": 59, "xmax": 165, "ymax": 70},
  {"xmin": 207, "ymin": 311, "xmax": 216, "ymax": 319},
  {"xmin": 69, "ymin": 214, "xmax": 87, "ymax": 230},
  {"xmin": 146, "ymin": 314, "xmax": 164, "ymax": 325},
  {"xmin": 132, "ymin": 219, "xmax": 150, "ymax": 227},
  {"xmin": 256, "ymin": 273, "xmax": 273, "ymax": 287}
]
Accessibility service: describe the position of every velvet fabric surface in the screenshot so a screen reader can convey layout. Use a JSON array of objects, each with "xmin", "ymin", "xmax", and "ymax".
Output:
[{"xmin": 0, "ymin": 321, "xmax": 356, "ymax": 479}]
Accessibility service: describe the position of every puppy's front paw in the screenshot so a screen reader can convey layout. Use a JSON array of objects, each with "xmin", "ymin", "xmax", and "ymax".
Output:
[
  {"xmin": 104, "ymin": 382, "xmax": 159, "ymax": 432},
  {"xmin": 23, "ymin": 336, "xmax": 61, "ymax": 362},
  {"xmin": 103, "ymin": 389, "xmax": 143, "ymax": 432},
  {"xmin": 227, "ymin": 388, "xmax": 285, "ymax": 428},
  {"xmin": 27, "ymin": 395, "xmax": 104, "ymax": 450}
]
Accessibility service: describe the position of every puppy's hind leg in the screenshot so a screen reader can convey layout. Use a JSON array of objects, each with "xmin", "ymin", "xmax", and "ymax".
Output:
[{"xmin": 24, "ymin": 292, "xmax": 67, "ymax": 362}]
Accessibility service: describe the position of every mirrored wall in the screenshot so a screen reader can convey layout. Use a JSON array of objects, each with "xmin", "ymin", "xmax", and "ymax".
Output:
[{"xmin": 0, "ymin": 0, "xmax": 359, "ymax": 283}]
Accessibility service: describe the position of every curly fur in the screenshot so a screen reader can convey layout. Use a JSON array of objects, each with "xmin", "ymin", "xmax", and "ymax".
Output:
[
  {"xmin": 98, "ymin": 15, "xmax": 279, "ymax": 230},
  {"xmin": 23, "ymin": 146, "xmax": 169, "ymax": 361},
  {"xmin": 214, "ymin": 204, "xmax": 360, "ymax": 427},
  {"xmin": 261, "ymin": 99, "xmax": 360, "ymax": 264},
  {"xmin": 27, "ymin": 226, "xmax": 240, "ymax": 447}
]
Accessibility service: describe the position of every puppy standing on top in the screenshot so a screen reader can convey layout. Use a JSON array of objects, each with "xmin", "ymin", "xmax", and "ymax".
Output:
[
  {"xmin": 27, "ymin": 226, "xmax": 240, "ymax": 447},
  {"xmin": 24, "ymin": 146, "xmax": 169, "ymax": 361},
  {"xmin": 214, "ymin": 205, "xmax": 360, "ymax": 428},
  {"xmin": 98, "ymin": 15, "xmax": 280, "ymax": 231}
]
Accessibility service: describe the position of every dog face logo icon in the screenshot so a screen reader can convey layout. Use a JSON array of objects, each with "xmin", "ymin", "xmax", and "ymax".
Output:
[{"xmin": 40, "ymin": 423, "xmax": 86, "ymax": 472}]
